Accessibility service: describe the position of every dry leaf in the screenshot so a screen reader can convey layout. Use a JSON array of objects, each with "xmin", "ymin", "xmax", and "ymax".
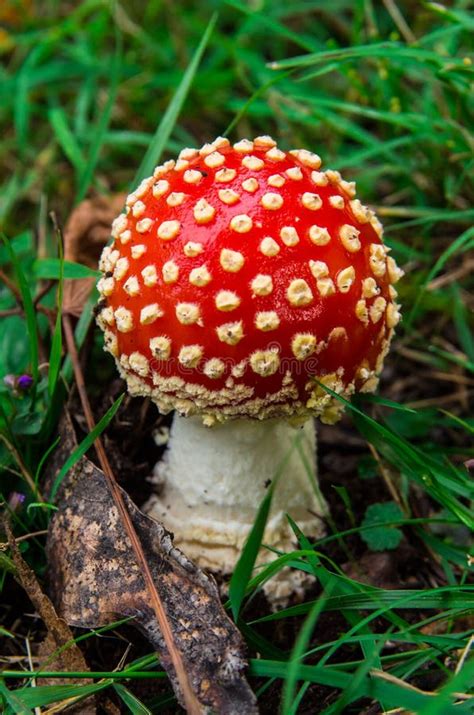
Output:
[
  {"xmin": 46, "ymin": 412, "xmax": 258, "ymax": 714},
  {"xmin": 63, "ymin": 194, "xmax": 126, "ymax": 316},
  {"xmin": 3, "ymin": 518, "xmax": 95, "ymax": 711}
]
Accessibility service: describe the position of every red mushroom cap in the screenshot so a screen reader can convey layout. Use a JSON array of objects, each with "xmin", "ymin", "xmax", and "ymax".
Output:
[{"xmin": 97, "ymin": 136, "xmax": 403, "ymax": 425}]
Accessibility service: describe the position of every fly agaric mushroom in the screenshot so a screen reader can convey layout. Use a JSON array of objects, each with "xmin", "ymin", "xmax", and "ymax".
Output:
[{"xmin": 96, "ymin": 136, "xmax": 403, "ymax": 599}]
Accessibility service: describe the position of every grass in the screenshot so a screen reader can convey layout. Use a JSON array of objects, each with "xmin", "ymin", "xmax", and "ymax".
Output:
[{"xmin": 0, "ymin": 0, "xmax": 473, "ymax": 712}]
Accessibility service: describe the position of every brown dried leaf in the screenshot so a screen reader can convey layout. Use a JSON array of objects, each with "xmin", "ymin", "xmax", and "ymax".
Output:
[
  {"xmin": 3, "ymin": 518, "xmax": 93, "ymax": 703},
  {"xmin": 46, "ymin": 412, "xmax": 258, "ymax": 714},
  {"xmin": 62, "ymin": 193, "xmax": 126, "ymax": 316}
]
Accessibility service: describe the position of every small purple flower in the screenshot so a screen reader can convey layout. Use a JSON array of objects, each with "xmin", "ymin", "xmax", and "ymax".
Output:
[
  {"xmin": 17, "ymin": 374, "xmax": 34, "ymax": 391},
  {"xmin": 3, "ymin": 373, "xmax": 34, "ymax": 395}
]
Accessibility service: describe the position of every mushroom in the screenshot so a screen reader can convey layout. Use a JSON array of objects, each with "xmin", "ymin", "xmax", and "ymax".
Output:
[{"xmin": 96, "ymin": 136, "xmax": 403, "ymax": 599}]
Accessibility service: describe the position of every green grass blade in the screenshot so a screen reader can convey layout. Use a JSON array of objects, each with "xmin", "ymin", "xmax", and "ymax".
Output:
[
  {"xmin": 281, "ymin": 584, "xmax": 334, "ymax": 714},
  {"xmin": 1, "ymin": 235, "xmax": 39, "ymax": 384},
  {"xmin": 133, "ymin": 13, "xmax": 218, "ymax": 187},
  {"xmin": 50, "ymin": 393, "xmax": 124, "ymax": 500},
  {"xmin": 113, "ymin": 684, "xmax": 153, "ymax": 714}
]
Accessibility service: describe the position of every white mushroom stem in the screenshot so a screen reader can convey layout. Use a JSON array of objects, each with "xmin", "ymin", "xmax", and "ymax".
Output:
[{"xmin": 144, "ymin": 415, "xmax": 328, "ymax": 600}]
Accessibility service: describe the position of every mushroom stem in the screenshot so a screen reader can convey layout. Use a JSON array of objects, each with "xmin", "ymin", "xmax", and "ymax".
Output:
[{"xmin": 145, "ymin": 414, "xmax": 327, "ymax": 598}]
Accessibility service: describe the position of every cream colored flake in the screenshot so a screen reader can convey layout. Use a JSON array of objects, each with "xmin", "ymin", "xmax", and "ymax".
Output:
[
  {"xmin": 285, "ymin": 167, "xmax": 303, "ymax": 181},
  {"xmin": 231, "ymin": 360, "xmax": 247, "ymax": 378},
  {"xmin": 183, "ymin": 169, "xmax": 202, "ymax": 184},
  {"xmin": 336, "ymin": 266, "xmax": 355, "ymax": 293},
  {"xmin": 311, "ymin": 171, "xmax": 328, "ymax": 186},
  {"xmin": 316, "ymin": 277, "xmax": 336, "ymax": 297},
  {"xmin": 100, "ymin": 306, "xmax": 115, "ymax": 326},
  {"xmin": 309, "ymin": 225, "xmax": 331, "ymax": 246},
  {"xmin": 369, "ymin": 243, "xmax": 387, "ymax": 277},
  {"xmin": 265, "ymin": 147, "xmax": 285, "ymax": 161},
  {"xmin": 370, "ymin": 297, "xmax": 387, "ymax": 323},
  {"xmin": 301, "ymin": 192, "xmax": 322, "ymax": 210},
  {"xmin": 280, "ymin": 226, "xmax": 300, "ymax": 247},
  {"xmin": 242, "ymin": 155, "xmax": 264, "ymax": 171},
  {"xmin": 215, "ymin": 167, "xmax": 236, "ymax": 183},
  {"xmin": 162, "ymin": 260, "xmax": 179, "ymax": 284},
  {"xmin": 233, "ymin": 139, "xmax": 254, "ymax": 153},
  {"xmin": 123, "ymin": 276, "xmax": 140, "ymax": 296},
  {"xmin": 362, "ymin": 277, "xmax": 380, "ymax": 298},
  {"xmin": 291, "ymin": 333, "xmax": 317, "ymax": 360},
  {"xmin": 203, "ymin": 358, "xmax": 225, "ymax": 379},
  {"xmin": 111, "ymin": 214, "xmax": 128, "ymax": 238},
  {"xmin": 254, "ymin": 135, "xmax": 276, "ymax": 148},
  {"xmin": 129, "ymin": 352, "xmax": 149, "ymax": 377},
  {"xmin": 268, "ymin": 173, "xmax": 285, "ymax": 188},
  {"xmin": 131, "ymin": 200, "xmax": 146, "ymax": 218},
  {"xmin": 340, "ymin": 180, "xmax": 356, "ymax": 197},
  {"xmin": 329, "ymin": 195, "xmax": 345, "ymax": 209},
  {"xmin": 199, "ymin": 143, "xmax": 215, "ymax": 157},
  {"xmin": 176, "ymin": 303, "xmax": 200, "ymax": 325},
  {"xmin": 215, "ymin": 290, "xmax": 241, "ymax": 311},
  {"xmin": 216, "ymin": 321, "xmax": 244, "ymax": 345},
  {"xmin": 152, "ymin": 180, "xmax": 169, "ymax": 198},
  {"xmin": 250, "ymin": 349, "xmax": 280, "ymax": 376},
  {"xmin": 370, "ymin": 215, "xmax": 384, "ymax": 237},
  {"xmin": 140, "ymin": 303, "xmax": 163, "ymax": 325},
  {"xmin": 193, "ymin": 198, "xmax": 215, "ymax": 224},
  {"xmin": 326, "ymin": 170, "xmax": 341, "ymax": 184},
  {"xmin": 97, "ymin": 276, "xmax": 115, "ymax": 297},
  {"xmin": 150, "ymin": 336, "xmax": 171, "ymax": 360},
  {"xmin": 261, "ymin": 192, "xmax": 283, "ymax": 210},
  {"xmin": 386, "ymin": 302, "xmax": 401, "ymax": 328},
  {"xmin": 136, "ymin": 219, "xmax": 153, "ymax": 234},
  {"xmin": 230, "ymin": 214, "xmax": 253, "ymax": 233},
  {"xmin": 174, "ymin": 159, "xmax": 189, "ymax": 172},
  {"xmin": 260, "ymin": 236, "xmax": 280, "ymax": 256},
  {"xmin": 178, "ymin": 345, "xmax": 203, "ymax": 368},
  {"xmin": 218, "ymin": 189, "xmax": 240, "ymax": 205},
  {"xmin": 220, "ymin": 248, "xmax": 245, "ymax": 272},
  {"xmin": 166, "ymin": 192, "xmax": 186, "ymax": 207},
  {"xmin": 251, "ymin": 274, "xmax": 273, "ymax": 296},
  {"xmin": 213, "ymin": 136, "xmax": 230, "ymax": 150},
  {"xmin": 339, "ymin": 224, "xmax": 361, "ymax": 252},
  {"xmin": 141, "ymin": 265, "xmax": 157, "ymax": 287},
  {"xmin": 183, "ymin": 241, "xmax": 203, "ymax": 257},
  {"xmin": 114, "ymin": 257, "xmax": 129, "ymax": 280},
  {"xmin": 292, "ymin": 149, "xmax": 321, "ymax": 169},
  {"xmin": 389, "ymin": 285, "xmax": 398, "ymax": 299},
  {"xmin": 153, "ymin": 160, "xmax": 175, "ymax": 178},
  {"xmin": 355, "ymin": 299, "xmax": 369, "ymax": 325},
  {"xmin": 387, "ymin": 256, "xmax": 404, "ymax": 283},
  {"xmin": 309, "ymin": 260, "xmax": 329, "ymax": 280},
  {"xmin": 119, "ymin": 230, "xmax": 132, "ymax": 244},
  {"xmin": 242, "ymin": 178, "xmax": 259, "ymax": 193},
  {"xmin": 349, "ymin": 199, "xmax": 371, "ymax": 223},
  {"xmin": 255, "ymin": 311, "xmax": 280, "ymax": 331},
  {"xmin": 103, "ymin": 330, "xmax": 118, "ymax": 357},
  {"xmin": 178, "ymin": 147, "xmax": 198, "ymax": 161},
  {"xmin": 189, "ymin": 265, "xmax": 212, "ymax": 287},
  {"xmin": 115, "ymin": 306, "xmax": 134, "ymax": 333},
  {"xmin": 287, "ymin": 279, "xmax": 313, "ymax": 306},
  {"xmin": 99, "ymin": 247, "xmax": 116, "ymax": 272},
  {"xmin": 131, "ymin": 244, "xmax": 146, "ymax": 259},
  {"xmin": 204, "ymin": 151, "xmax": 225, "ymax": 168},
  {"xmin": 157, "ymin": 220, "xmax": 180, "ymax": 241}
]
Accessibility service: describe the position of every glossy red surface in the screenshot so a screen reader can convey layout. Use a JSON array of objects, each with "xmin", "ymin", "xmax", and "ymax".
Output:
[{"xmin": 98, "ymin": 140, "xmax": 399, "ymax": 415}]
